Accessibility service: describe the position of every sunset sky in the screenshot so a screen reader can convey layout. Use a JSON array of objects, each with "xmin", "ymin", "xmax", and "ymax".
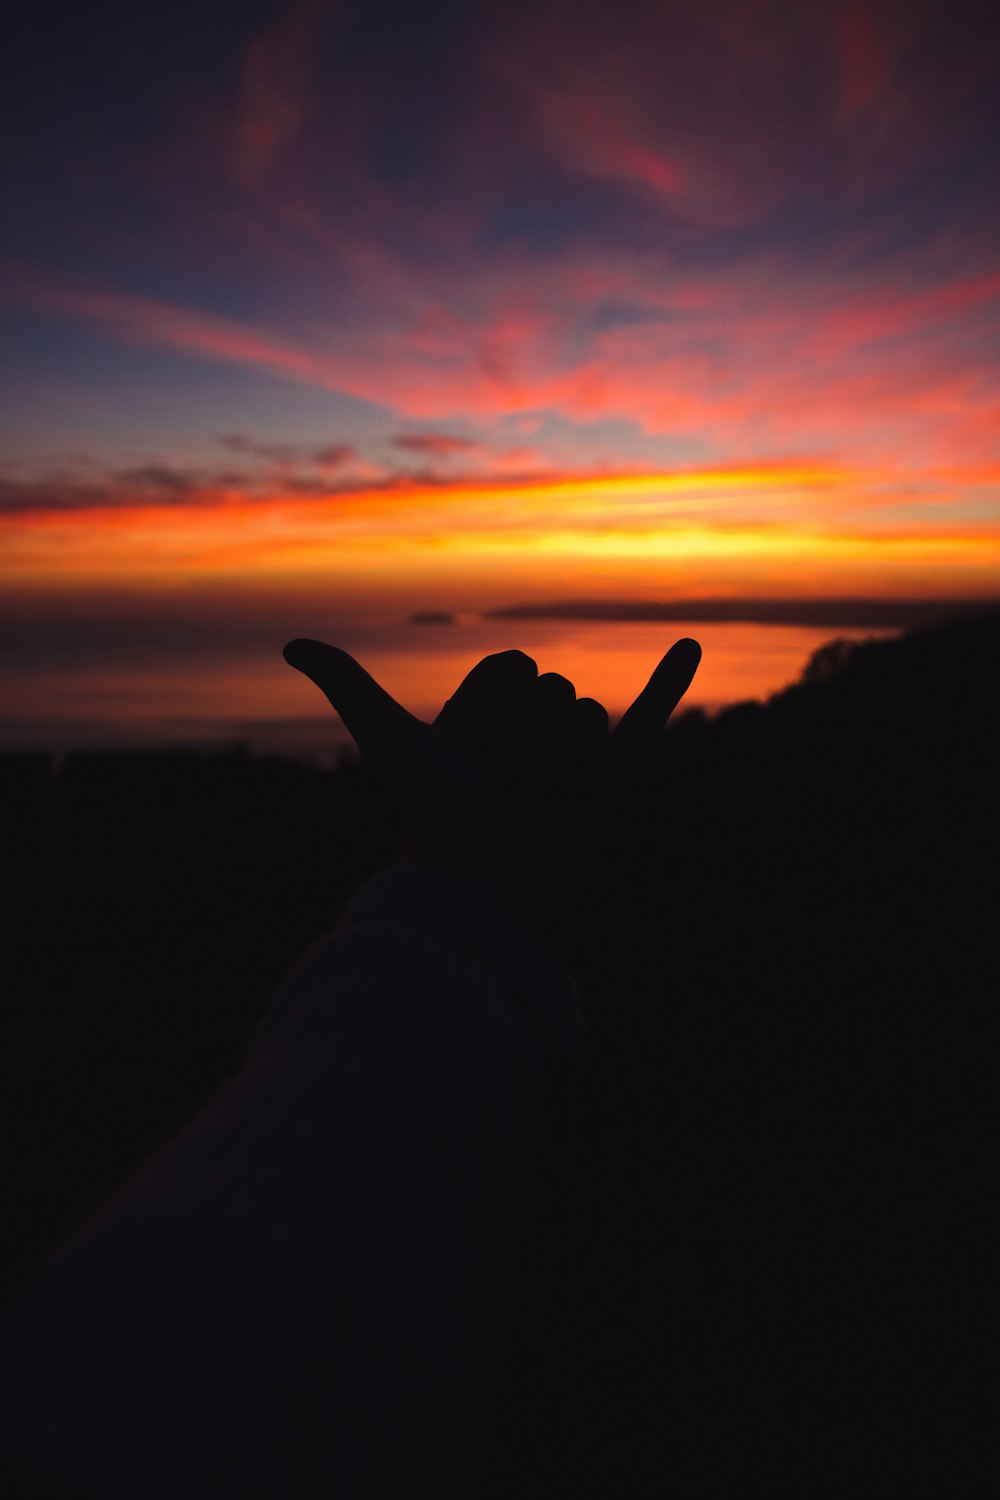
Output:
[{"xmin": 3, "ymin": 0, "xmax": 999, "ymax": 750}]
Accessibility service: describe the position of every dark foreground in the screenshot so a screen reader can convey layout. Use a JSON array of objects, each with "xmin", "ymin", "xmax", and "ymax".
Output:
[{"xmin": 3, "ymin": 615, "xmax": 997, "ymax": 1495}]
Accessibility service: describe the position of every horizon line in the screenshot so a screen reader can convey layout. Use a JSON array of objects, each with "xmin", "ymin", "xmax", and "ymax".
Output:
[{"xmin": 483, "ymin": 596, "xmax": 1000, "ymax": 628}]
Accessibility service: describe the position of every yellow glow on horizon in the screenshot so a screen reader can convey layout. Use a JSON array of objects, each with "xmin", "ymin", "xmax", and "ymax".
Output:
[{"xmin": 3, "ymin": 462, "xmax": 999, "ymax": 607}]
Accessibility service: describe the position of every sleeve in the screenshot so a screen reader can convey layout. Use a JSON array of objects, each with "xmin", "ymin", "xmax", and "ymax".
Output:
[{"xmin": 0, "ymin": 865, "xmax": 584, "ymax": 1499}]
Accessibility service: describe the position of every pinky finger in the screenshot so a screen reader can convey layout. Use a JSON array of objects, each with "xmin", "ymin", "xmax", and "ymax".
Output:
[{"xmin": 608, "ymin": 638, "xmax": 701, "ymax": 756}]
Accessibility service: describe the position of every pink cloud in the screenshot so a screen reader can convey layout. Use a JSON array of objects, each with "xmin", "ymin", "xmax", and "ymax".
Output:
[
  {"xmin": 77, "ymin": 0, "xmax": 986, "ymax": 479},
  {"xmin": 553, "ymin": 95, "xmax": 687, "ymax": 197},
  {"xmin": 836, "ymin": 1, "xmax": 892, "ymax": 116},
  {"xmin": 19, "ymin": 282, "xmax": 327, "ymax": 383},
  {"xmin": 11, "ymin": 224, "xmax": 1000, "ymax": 481},
  {"xmin": 484, "ymin": 0, "xmax": 995, "ymax": 227},
  {"xmin": 229, "ymin": 0, "xmax": 332, "ymax": 185},
  {"xmin": 806, "ymin": 271, "xmax": 1000, "ymax": 357}
]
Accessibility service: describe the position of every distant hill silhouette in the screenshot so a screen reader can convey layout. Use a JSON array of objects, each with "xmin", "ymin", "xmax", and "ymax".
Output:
[{"xmin": 3, "ymin": 611, "xmax": 997, "ymax": 1494}]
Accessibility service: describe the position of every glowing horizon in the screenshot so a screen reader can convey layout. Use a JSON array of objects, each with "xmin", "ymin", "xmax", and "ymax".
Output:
[{"xmin": 5, "ymin": 461, "xmax": 999, "ymax": 595}]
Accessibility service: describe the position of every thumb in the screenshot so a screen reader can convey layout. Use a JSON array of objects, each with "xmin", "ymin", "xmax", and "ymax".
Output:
[{"xmin": 283, "ymin": 639, "xmax": 422, "ymax": 760}]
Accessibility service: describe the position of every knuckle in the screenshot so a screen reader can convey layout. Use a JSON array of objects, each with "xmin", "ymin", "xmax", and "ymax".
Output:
[
  {"xmin": 537, "ymin": 672, "xmax": 575, "ymax": 700},
  {"xmin": 577, "ymin": 695, "xmax": 607, "ymax": 718},
  {"xmin": 491, "ymin": 649, "xmax": 538, "ymax": 676}
]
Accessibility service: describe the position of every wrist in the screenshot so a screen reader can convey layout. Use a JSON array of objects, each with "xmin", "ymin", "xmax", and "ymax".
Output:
[{"xmin": 390, "ymin": 829, "xmax": 579, "ymax": 980}]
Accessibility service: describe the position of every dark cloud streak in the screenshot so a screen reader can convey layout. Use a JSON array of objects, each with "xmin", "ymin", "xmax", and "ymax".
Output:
[
  {"xmin": 219, "ymin": 434, "xmax": 300, "ymax": 463},
  {"xmin": 219, "ymin": 434, "xmax": 359, "ymax": 468},
  {"xmin": 393, "ymin": 433, "xmax": 480, "ymax": 455},
  {"xmin": 484, "ymin": 597, "xmax": 1000, "ymax": 628},
  {"xmin": 314, "ymin": 444, "xmax": 357, "ymax": 467},
  {"xmin": 114, "ymin": 465, "xmax": 200, "ymax": 492},
  {"xmin": 0, "ymin": 476, "xmax": 210, "ymax": 513}
]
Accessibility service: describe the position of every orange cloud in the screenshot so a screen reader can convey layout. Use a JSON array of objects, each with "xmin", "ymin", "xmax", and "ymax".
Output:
[{"xmin": 5, "ymin": 460, "xmax": 999, "ymax": 619}]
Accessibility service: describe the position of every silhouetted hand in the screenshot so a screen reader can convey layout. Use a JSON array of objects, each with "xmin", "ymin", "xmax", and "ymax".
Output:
[
  {"xmin": 282, "ymin": 642, "xmax": 595, "ymax": 892},
  {"xmin": 283, "ymin": 637, "xmax": 700, "ymax": 950}
]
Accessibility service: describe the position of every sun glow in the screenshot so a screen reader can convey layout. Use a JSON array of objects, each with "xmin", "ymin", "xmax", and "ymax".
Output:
[{"xmin": 5, "ymin": 464, "xmax": 998, "ymax": 602}]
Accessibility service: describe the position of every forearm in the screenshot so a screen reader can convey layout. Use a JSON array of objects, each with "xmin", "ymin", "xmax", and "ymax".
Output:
[{"xmin": 0, "ymin": 866, "xmax": 582, "ymax": 1497}]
